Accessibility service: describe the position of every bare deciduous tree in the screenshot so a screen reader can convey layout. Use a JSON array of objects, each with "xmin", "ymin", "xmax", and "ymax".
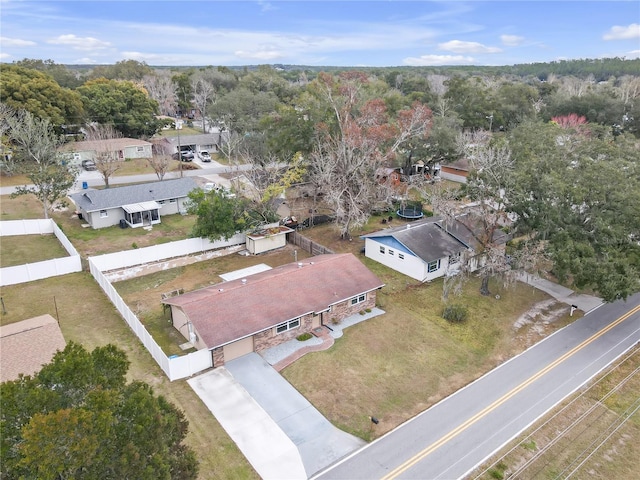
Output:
[
  {"xmin": 309, "ymin": 72, "xmax": 432, "ymax": 239},
  {"xmin": 143, "ymin": 73, "xmax": 178, "ymax": 116},
  {"xmin": 6, "ymin": 110, "xmax": 76, "ymax": 218},
  {"xmin": 191, "ymin": 74, "xmax": 216, "ymax": 133},
  {"xmin": 85, "ymin": 124, "xmax": 123, "ymax": 188}
]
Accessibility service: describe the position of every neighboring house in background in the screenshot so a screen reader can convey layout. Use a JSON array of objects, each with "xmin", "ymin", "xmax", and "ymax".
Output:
[
  {"xmin": 375, "ymin": 167, "xmax": 403, "ymax": 187},
  {"xmin": 162, "ymin": 253, "xmax": 385, "ymax": 366},
  {"xmin": 440, "ymin": 158, "xmax": 470, "ymax": 183},
  {"xmin": 60, "ymin": 138, "xmax": 153, "ymax": 165},
  {"xmin": 362, "ymin": 218, "xmax": 468, "ymax": 282},
  {"xmin": 0, "ymin": 314, "xmax": 66, "ymax": 382},
  {"xmin": 164, "ymin": 132, "xmax": 226, "ymax": 155},
  {"xmin": 362, "ymin": 215, "xmax": 510, "ymax": 282},
  {"xmin": 70, "ymin": 177, "xmax": 198, "ymax": 229}
]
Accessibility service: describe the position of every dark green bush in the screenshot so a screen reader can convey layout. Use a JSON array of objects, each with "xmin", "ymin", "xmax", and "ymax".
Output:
[
  {"xmin": 296, "ymin": 332, "xmax": 312, "ymax": 341},
  {"xmin": 442, "ymin": 304, "xmax": 469, "ymax": 323}
]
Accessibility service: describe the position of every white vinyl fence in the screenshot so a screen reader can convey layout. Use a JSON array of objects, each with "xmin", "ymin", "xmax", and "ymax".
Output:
[
  {"xmin": 0, "ymin": 220, "xmax": 82, "ymax": 286},
  {"xmin": 88, "ymin": 233, "xmax": 246, "ymax": 381}
]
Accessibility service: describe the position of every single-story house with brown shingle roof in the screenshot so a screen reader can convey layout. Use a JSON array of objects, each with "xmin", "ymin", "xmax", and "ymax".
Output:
[
  {"xmin": 60, "ymin": 138, "xmax": 153, "ymax": 165},
  {"xmin": 162, "ymin": 253, "xmax": 385, "ymax": 366},
  {"xmin": 0, "ymin": 314, "xmax": 66, "ymax": 382},
  {"xmin": 440, "ymin": 158, "xmax": 470, "ymax": 183}
]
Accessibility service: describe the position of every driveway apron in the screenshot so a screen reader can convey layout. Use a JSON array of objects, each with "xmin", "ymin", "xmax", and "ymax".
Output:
[{"xmin": 225, "ymin": 353, "xmax": 366, "ymax": 478}]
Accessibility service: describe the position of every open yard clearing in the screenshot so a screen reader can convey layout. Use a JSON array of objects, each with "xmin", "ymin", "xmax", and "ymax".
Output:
[
  {"xmin": 0, "ymin": 272, "xmax": 259, "ymax": 480},
  {"xmin": 112, "ymin": 244, "xmax": 310, "ymax": 356},
  {"xmin": 0, "ymin": 233, "xmax": 69, "ymax": 267},
  {"xmin": 280, "ymin": 252, "xmax": 576, "ymax": 441},
  {"xmin": 471, "ymin": 344, "xmax": 640, "ymax": 480},
  {"xmin": 4, "ymin": 188, "xmax": 625, "ymax": 479}
]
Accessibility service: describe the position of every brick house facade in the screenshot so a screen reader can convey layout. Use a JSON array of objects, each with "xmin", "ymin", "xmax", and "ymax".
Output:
[{"xmin": 163, "ymin": 254, "xmax": 384, "ymax": 367}]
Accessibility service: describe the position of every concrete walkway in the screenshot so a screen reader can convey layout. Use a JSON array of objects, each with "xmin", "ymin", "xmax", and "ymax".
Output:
[{"xmin": 516, "ymin": 272, "xmax": 603, "ymax": 313}]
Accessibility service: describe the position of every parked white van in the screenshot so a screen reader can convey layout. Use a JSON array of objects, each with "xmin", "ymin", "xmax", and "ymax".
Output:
[{"xmin": 198, "ymin": 150, "xmax": 211, "ymax": 162}]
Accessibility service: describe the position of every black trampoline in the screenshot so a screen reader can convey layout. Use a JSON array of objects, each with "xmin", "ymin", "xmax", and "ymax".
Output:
[{"xmin": 396, "ymin": 206, "xmax": 424, "ymax": 219}]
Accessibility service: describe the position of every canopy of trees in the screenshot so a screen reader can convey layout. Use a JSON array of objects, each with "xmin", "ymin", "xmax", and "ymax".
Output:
[
  {"xmin": 0, "ymin": 342, "xmax": 198, "ymax": 480},
  {"xmin": 78, "ymin": 78, "xmax": 162, "ymax": 138},
  {"xmin": 0, "ymin": 65, "xmax": 84, "ymax": 126}
]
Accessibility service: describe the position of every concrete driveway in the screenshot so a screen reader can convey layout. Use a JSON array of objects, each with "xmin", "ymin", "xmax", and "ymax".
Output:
[{"xmin": 189, "ymin": 353, "xmax": 365, "ymax": 479}]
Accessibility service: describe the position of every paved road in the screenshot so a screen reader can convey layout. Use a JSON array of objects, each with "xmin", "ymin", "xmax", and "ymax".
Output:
[
  {"xmin": 315, "ymin": 293, "xmax": 640, "ymax": 480},
  {"xmin": 0, "ymin": 161, "xmax": 252, "ymax": 196}
]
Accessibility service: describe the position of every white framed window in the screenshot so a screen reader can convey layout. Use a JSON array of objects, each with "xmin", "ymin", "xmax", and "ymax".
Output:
[
  {"xmin": 157, "ymin": 200, "xmax": 166, "ymax": 205},
  {"xmin": 427, "ymin": 259, "xmax": 441, "ymax": 273},
  {"xmin": 351, "ymin": 294, "xmax": 366, "ymax": 305},
  {"xmin": 389, "ymin": 249, "xmax": 394, "ymax": 256},
  {"xmin": 99, "ymin": 210, "xmax": 108, "ymax": 218},
  {"xmin": 398, "ymin": 253, "xmax": 404, "ymax": 260},
  {"xmin": 169, "ymin": 198, "xmax": 177, "ymax": 204},
  {"xmin": 276, "ymin": 318, "xmax": 301, "ymax": 334},
  {"xmin": 379, "ymin": 245, "xmax": 385, "ymax": 254},
  {"xmin": 136, "ymin": 146, "xmax": 144, "ymax": 152}
]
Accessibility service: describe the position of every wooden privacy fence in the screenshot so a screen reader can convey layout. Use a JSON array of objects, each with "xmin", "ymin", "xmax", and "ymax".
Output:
[{"xmin": 287, "ymin": 231, "xmax": 334, "ymax": 256}]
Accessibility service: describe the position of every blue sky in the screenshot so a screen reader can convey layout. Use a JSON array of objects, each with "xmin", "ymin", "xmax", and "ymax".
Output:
[{"xmin": 1, "ymin": 1, "xmax": 639, "ymax": 67}]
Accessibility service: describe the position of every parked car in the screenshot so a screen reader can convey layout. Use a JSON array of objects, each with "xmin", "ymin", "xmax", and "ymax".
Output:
[
  {"xmin": 172, "ymin": 150, "xmax": 194, "ymax": 162},
  {"xmin": 198, "ymin": 150, "xmax": 211, "ymax": 162},
  {"xmin": 203, "ymin": 182, "xmax": 217, "ymax": 193},
  {"xmin": 81, "ymin": 159, "xmax": 97, "ymax": 171}
]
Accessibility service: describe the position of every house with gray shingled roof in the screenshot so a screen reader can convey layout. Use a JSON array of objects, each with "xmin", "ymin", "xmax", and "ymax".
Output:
[
  {"xmin": 362, "ymin": 215, "xmax": 509, "ymax": 282},
  {"xmin": 70, "ymin": 177, "xmax": 197, "ymax": 229},
  {"xmin": 362, "ymin": 218, "xmax": 469, "ymax": 282}
]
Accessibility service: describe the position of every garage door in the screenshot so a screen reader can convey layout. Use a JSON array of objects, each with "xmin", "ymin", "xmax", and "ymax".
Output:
[{"xmin": 223, "ymin": 336, "xmax": 254, "ymax": 362}]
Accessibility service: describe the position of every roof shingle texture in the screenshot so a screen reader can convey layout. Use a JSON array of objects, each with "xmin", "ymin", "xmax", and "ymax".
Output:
[
  {"xmin": 70, "ymin": 177, "xmax": 197, "ymax": 212},
  {"xmin": 1, "ymin": 315, "xmax": 66, "ymax": 382},
  {"xmin": 363, "ymin": 219, "xmax": 467, "ymax": 262},
  {"xmin": 163, "ymin": 253, "xmax": 384, "ymax": 349}
]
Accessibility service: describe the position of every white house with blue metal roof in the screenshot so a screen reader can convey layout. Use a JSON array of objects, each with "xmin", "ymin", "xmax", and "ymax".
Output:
[
  {"xmin": 361, "ymin": 218, "xmax": 470, "ymax": 282},
  {"xmin": 70, "ymin": 178, "xmax": 198, "ymax": 229}
]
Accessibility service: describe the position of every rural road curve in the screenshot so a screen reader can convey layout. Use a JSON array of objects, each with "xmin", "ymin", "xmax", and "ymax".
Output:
[{"xmin": 315, "ymin": 292, "xmax": 640, "ymax": 480}]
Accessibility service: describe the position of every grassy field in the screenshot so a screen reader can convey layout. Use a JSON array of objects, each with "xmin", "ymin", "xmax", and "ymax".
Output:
[
  {"xmin": 0, "ymin": 234, "xmax": 70, "ymax": 267},
  {"xmin": 0, "ymin": 272, "xmax": 258, "ymax": 480},
  {"xmin": 112, "ymin": 245, "xmax": 311, "ymax": 355},
  {"xmin": 472, "ymin": 345, "xmax": 640, "ymax": 480},
  {"xmin": 4, "ymin": 186, "xmax": 634, "ymax": 478}
]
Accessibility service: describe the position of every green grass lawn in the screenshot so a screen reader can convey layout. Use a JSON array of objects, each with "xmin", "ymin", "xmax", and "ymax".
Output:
[
  {"xmin": 282, "ymin": 269, "xmax": 553, "ymax": 441},
  {"xmin": 0, "ymin": 234, "xmax": 70, "ymax": 267}
]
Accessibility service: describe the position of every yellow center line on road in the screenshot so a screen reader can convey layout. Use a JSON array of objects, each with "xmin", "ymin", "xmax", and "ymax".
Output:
[{"xmin": 381, "ymin": 304, "xmax": 640, "ymax": 480}]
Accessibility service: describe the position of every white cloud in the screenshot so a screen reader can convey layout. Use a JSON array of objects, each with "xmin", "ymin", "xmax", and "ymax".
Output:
[
  {"xmin": 235, "ymin": 48, "xmax": 284, "ymax": 61},
  {"xmin": 627, "ymin": 49, "xmax": 640, "ymax": 58},
  {"xmin": 603, "ymin": 23, "xmax": 640, "ymax": 40},
  {"xmin": 0, "ymin": 52, "xmax": 11, "ymax": 60},
  {"xmin": 404, "ymin": 54, "xmax": 475, "ymax": 66},
  {"xmin": 0, "ymin": 37, "xmax": 36, "ymax": 47},
  {"xmin": 73, "ymin": 57, "xmax": 100, "ymax": 64},
  {"xmin": 47, "ymin": 34, "xmax": 111, "ymax": 50},
  {"xmin": 438, "ymin": 40, "xmax": 502, "ymax": 54},
  {"xmin": 500, "ymin": 34, "xmax": 524, "ymax": 47}
]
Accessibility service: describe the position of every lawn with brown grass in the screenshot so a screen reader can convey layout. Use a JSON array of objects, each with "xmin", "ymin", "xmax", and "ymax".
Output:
[
  {"xmin": 113, "ymin": 245, "xmax": 310, "ymax": 355},
  {"xmin": 0, "ymin": 273, "xmax": 258, "ymax": 480},
  {"xmin": 0, "ymin": 234, "xmax": 70, "ymax": 267},
  {"xmin": 282, "ymin": 256, "xmax": 553, "ymax": 441}
]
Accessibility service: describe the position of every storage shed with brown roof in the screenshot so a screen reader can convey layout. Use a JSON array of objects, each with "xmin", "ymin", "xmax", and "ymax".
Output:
[
  {"xmin": 163, "ymin": 253, "xmax": 384, "ymax": 366},
  {"xmin": 0, "ymin": 314, "xmax": 66, "ymax": 382}
]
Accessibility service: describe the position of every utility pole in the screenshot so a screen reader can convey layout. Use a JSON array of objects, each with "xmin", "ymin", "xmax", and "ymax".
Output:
[{"xmin": 176, "ymin": 116, "xmax": 183, "ymax": 178}]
